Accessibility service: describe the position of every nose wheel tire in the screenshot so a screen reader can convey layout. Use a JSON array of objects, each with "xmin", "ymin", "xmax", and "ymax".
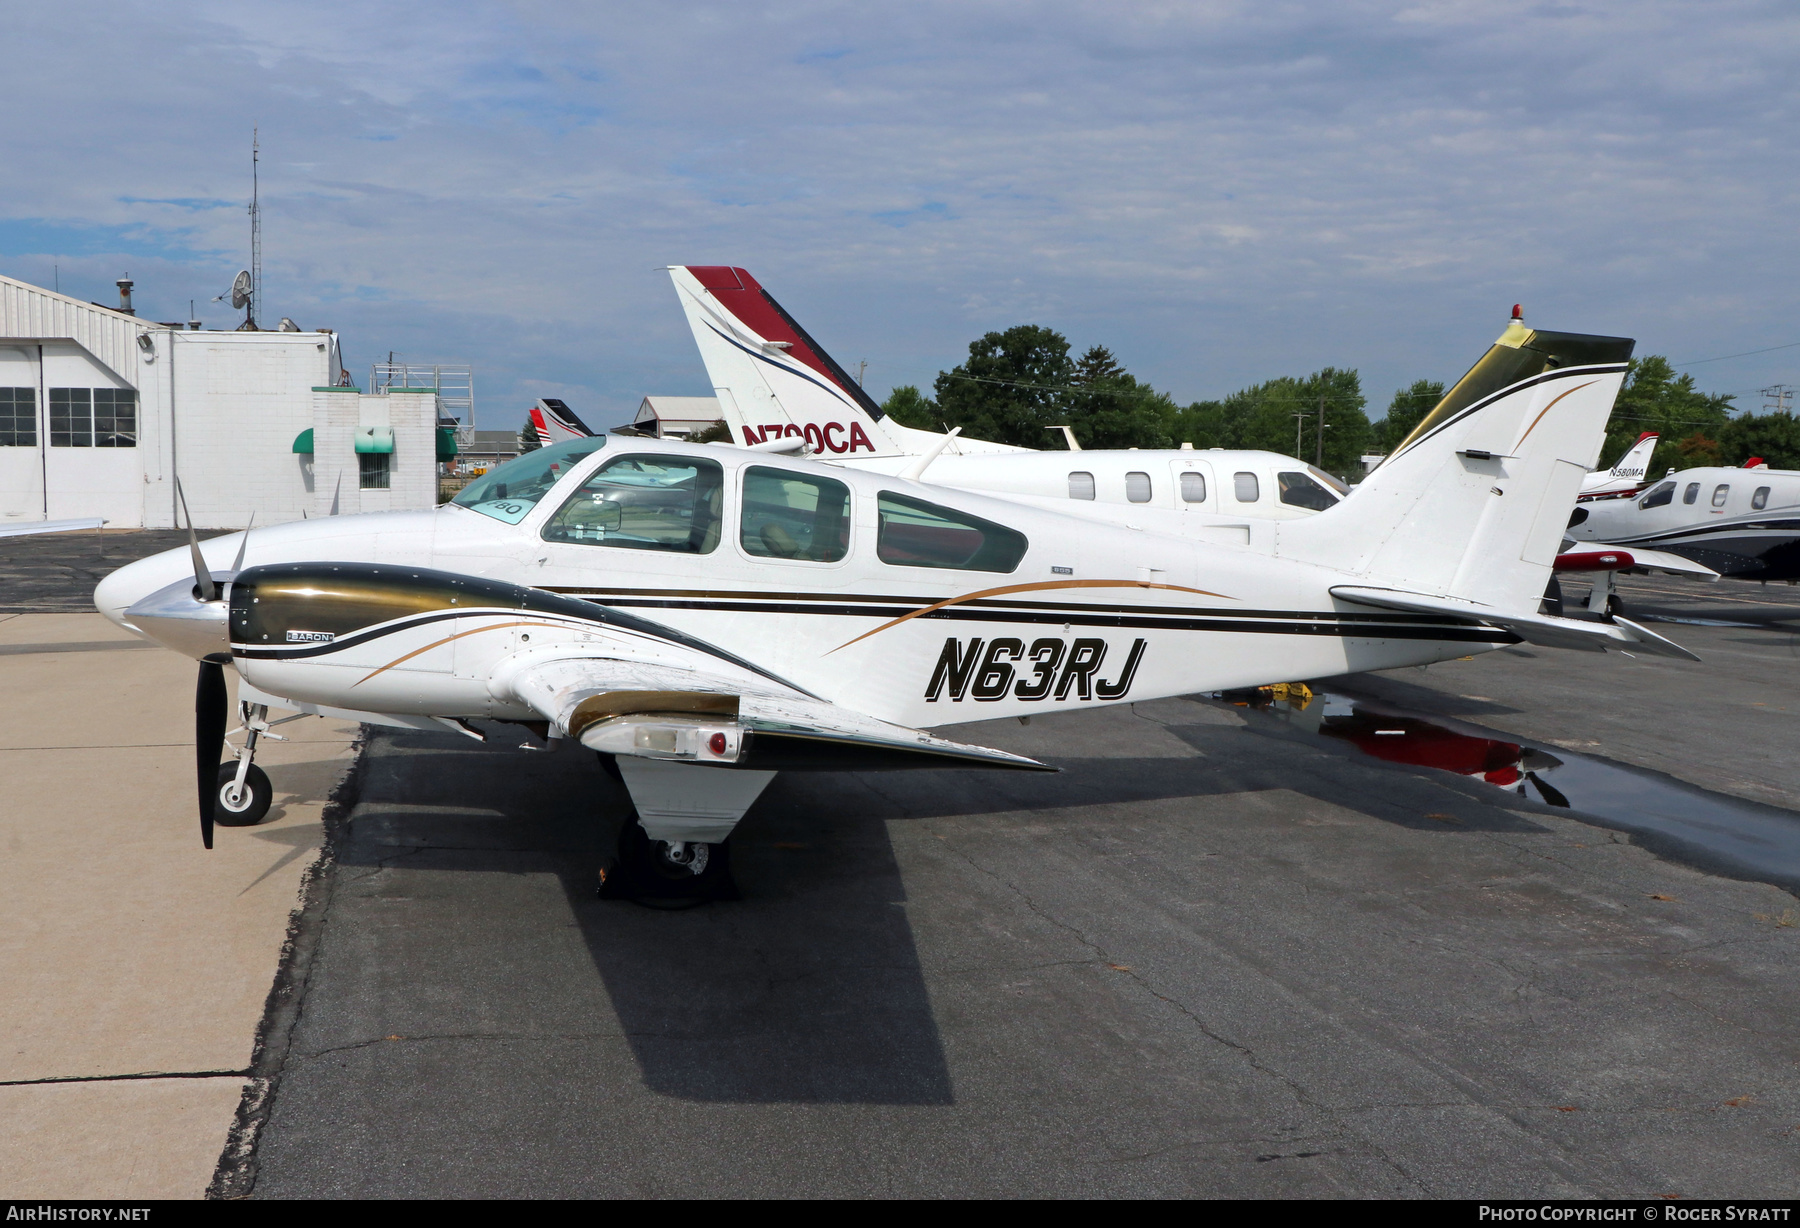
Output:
[
  {"xmin": 214, "ymin": 763, "xmax": 273, "ymax": 827},
  {"xmin": 601, "ymin": 816, "xmax": 734, "ymax": 908}
]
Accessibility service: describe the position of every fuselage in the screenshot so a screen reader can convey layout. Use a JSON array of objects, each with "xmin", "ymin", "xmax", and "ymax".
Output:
[
  {"xmin": 1568, "ymin": 466, "xmax": 1800, "ymax": 580},
  {"xmin": 97, "ymin": 436, "xmax": 1506, "ymax": 732}
]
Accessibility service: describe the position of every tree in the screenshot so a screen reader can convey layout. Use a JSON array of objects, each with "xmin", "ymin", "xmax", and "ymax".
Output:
[
  {"xmin": 1719, "ymin": 411, "xmax": 1800, "ymax": 470},
  {"xmin": 881, "ymin": 385, "xmax": 939, "ymax": 430},
  {"xmin": 517, "ymin": 418, "xmax": 541, "ymax": 453},
  {"xmin": 1060, "ymin": 345, "xmax": 1179, "ymax": 450},
  {"xmin": 1173, "ymin": 367, "xmax": 1370, "ymax": 475},
  {"xmin": 932, "ymin": 325, "xmax": 1076, "ymax": 448},
  {"xmin": 1602, "ymin": 356, "xmax": 1733, "ymax": 478},
  {"xmin": 1371, "ymin": 379, "xmax": 1444, "ymax": 452}
]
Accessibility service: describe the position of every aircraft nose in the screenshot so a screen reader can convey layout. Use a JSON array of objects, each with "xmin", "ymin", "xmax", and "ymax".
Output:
[{"xmin": 95, "ymin": 548, "xmax": 196, "ymax": 633}]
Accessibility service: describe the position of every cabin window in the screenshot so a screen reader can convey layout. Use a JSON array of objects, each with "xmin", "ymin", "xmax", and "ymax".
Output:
[
  {"xmin": 454, "ymin": 437, "xmax": 607, "ymax": 524},
  {"xmin": 1638, "ymin": 481, "xmax": 1675, "ymax": 509},
  {"xmin": 0, "ymin": 388, "xmax": 34, "ymax": 446},
  {"xmin": 740, "ymin": 466, "xmax": 849, "ymax": 562},
  {"xmin": 1233, "ymin": 471, "xmax": 1260, "ymax": 502},
  {"xmin": 1068, "ymin": 471, "xmax": 1095, "ymax": 500},
  {"xmin": 877, "ymin": 491, "xmax": 1028, "ymax": 573},
  {"xmin": 357, "ymin": 452, "xmax": 390, "ymax": 490},
  {"xmin": 1125, "ymin": 471, "xmax": 1152, "ymax": 503},
  {"xmin": 1278, "ymin": 471, "xmax": 1339, "ymax": 511},
  {"xmin": 1683, "ymin": 482, "xmax": 1700, "ymax": 504},
  {"xmin": 48, "ymin": 388, "xmax": 137, "ymax": 448},
  {"xmin": 1753, "ymin": 486, "xmax": 1771, "ymax": 510},
  {"xmin": 542, "ymin": 453, "xmax": 723, "ymax": 553},
  {"xmin": 1179, "ymin": 471, "xmax": 1207, "ymax": 503},
  {"xmin": 1712, "ymin": 484, "xmax": 1730, "ymax": 508}
]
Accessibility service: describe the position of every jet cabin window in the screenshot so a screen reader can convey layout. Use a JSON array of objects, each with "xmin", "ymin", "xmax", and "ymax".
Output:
[
  {"xmin": 1278, "ymin": 471, "xmax": 1339, "ymax": 511},
  {"xmin": 740, "ymin": 466, "xmax": 849, "ymax": 562},
  {"xmin": 1068, "ymin": 471, "xmax": 1095, "ymax": 500},
  {"xmin": 1639, "ymin": 481, "xmax": 1676, "ymax": 509},
  {"xmin": 1712, "ymin": 484, "xmax": 1730, "ymax": 508},
  {"xmin": 544, "ymin": 454, "xmax": 724, "ymax": 553},
  {"xmin": 1125, "ymin": 472, "xmax": 1152, "ymax": 503},
  {"xmin": 1179, "ymin": 471, "xmax": 1206, "ymax": 503},
  {"xmin": 453, "ymin": 437, "xmax": 607, "ymax": 524},
  {"xmin": 1234, "ymin": 472, "xmax": 1260, "ymax": 502},
  {"xmin": 1683, "ymin": 482, "xmax": 1701, "ymax": 504},
  {"xmin": 1753, "ymin": 486, "xmax": 1771, "ymax": 511},
  {"xmin": 877, "ymin": 492, "xmax": 1028, "ymax": 573}
]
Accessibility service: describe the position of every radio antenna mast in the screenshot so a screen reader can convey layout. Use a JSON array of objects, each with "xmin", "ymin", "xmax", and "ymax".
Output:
[{"xmin": 247, "ymin": 129, "xmax": 261, "ymax": 328}]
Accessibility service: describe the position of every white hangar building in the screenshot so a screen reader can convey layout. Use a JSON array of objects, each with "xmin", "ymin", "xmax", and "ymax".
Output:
[{"xmin": 0, "ymin": 273, "xmax": 451, "ymax": 530}]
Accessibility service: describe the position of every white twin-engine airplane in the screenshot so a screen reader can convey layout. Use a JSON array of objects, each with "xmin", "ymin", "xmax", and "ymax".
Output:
[{"xmin": 96, "ymin": 321, "xmax": 1695, "ymax": 902}]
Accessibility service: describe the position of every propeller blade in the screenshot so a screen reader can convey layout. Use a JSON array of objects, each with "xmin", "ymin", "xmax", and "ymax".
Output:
[
  {"xmin": 175, "ymin": 478, "xmax": 217, "ymax": 602},
  {"xmin": 229, "ymin": 512, "xmax": 254, "ymax": 575},
  {"xmin": 196, "ymin": 657, "xmax": 229, "ymax": 849}
]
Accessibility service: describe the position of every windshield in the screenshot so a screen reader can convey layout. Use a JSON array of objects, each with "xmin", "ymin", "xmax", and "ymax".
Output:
[{"xmin": 450, "ymin": 438, "xmax": 607, "ymax": 524}]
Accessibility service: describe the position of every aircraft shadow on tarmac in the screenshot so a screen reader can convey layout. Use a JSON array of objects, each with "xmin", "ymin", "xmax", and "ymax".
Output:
[{"xmin": 323, "ymin": 714, "xmax": 1557, "ymax": 1108}]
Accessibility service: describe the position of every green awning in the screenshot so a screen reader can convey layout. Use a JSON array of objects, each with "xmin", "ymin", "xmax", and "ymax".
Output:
[
  {"xmin": 436, "ymin": 426, "xmax": 459, "ymax": 461},
  {"xmin": 354, "ymin": 426, "xmax": 395, "ymax": 454},
  {"xmin": 292, "ymin": 428, "xmax": 314, "ymax": 454}
]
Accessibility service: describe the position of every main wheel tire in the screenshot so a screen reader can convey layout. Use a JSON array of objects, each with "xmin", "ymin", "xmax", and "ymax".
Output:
[
  {"xmin": 1606, "ymin": 593, "xmax": 1625, "ymax": 619},
  {"xmin": 214, "ymin": 762, "xmax": 273, "ymax": 827},
  {"xmin": 613, "ymin": 818, "xmax": 731, "ymax": 908}
]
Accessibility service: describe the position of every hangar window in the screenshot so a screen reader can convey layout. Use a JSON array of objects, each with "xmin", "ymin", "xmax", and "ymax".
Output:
[
  {"xmin": 47, "ymin": 388, "xmax": 135, "ymax": 448},
  {"xmin": 1278, "ymin": 471, "xmax": 1340, "ymax": 511},
  {"xmin": 1712, "ymin": 484, "xmax": 1730, "ymax": 508},
  {"xmin": 878, "ymin": 491, "xmax": 1028, "ymax": 573},
  {"xmin": 545, "ymin": 454, "xmax": 724, "ymax": 553},
  {"xmin": 740, "ymin": 466, "xmax": 848, "ymax": 562},
  {"xmin": 1179, "ymin": 471, "xmax": 1207, "ymax": 503},
  {"xmin": 1638, "ymin": 481, "xmax": 1675, "ymax": 509},
  {"xmin": 1753, "ymin": 486, "xmax": 1771, "ymax": 511},
  {"xmin": 358, "ymin": 452, "xmax": 390, "ymax": 490},
  {"xmin": 1125, "ymin": 471, "xmax": 1152, "ymax": 503},
  {"xmin": 1068, "ymin": 471, "xmax": 1095, "ymax": 500},
  {"xmin": 0, "ymin": 388, "xmax": 34, "ymax": 447},
  {"xmin": 1233, "ymin": 471, "xmax": 1260, "ymax": 502},
  {"xmin": 1683, "ymin": 482, "xmax": 1700, "ymax": 504}
]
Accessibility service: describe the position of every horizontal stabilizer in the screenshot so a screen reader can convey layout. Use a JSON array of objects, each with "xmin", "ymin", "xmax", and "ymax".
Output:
[
  {"xmin": 1331, "ymin": 585, "xmax": 1700, "ymax": 661},
  {"xmin": 1553, "ymin": 544, "xmax": 1719, "ymax": 578}
]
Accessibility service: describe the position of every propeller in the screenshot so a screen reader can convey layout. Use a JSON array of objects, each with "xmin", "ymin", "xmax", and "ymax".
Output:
[{"xmin": 175, "ymin": 479, "xmax": 244, "ymax": 849}]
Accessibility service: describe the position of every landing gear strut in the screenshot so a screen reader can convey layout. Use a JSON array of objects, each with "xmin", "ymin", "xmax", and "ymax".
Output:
[
  {"xmin": 214, "ymin": 702, "xmax": 301, "ymax": 828},
  {"xmin": 599, "ymin": 814, "xmax": 735, "ymax": 908},
  {"xmin": 1586, "ymin": 570, "xmax": 1624, "ymax": 621}
]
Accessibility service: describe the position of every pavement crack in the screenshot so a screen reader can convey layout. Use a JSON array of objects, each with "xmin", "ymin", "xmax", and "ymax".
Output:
[{"xmin": 0, "ymin": 1069, "xmax": 249, "ymax": 1087}]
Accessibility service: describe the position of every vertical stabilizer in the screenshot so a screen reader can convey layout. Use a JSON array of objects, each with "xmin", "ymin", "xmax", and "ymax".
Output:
[
  {"xmin": 1580, "ymin": 430, "xmax": 1657, "ymax": 496},
  {"xmin": 1282, "ymin": 317, "xmax": 1634, "ymax": 614},
  {"xmin": 530, "ymin": 398, "xmax": 595, "ymax": 447}
]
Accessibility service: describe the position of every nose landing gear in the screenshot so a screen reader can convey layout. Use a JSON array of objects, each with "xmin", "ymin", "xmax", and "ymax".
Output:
[{"xmin": 213, "ymin": 702, "xmax": 305, "ymax": 829}]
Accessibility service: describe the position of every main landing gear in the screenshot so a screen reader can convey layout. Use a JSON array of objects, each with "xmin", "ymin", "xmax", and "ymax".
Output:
[
  {"xmin": 593, "ymin": 752, "xmax": 737, "ymax": 908},
  {"xmin": 1586, "ymin": 569, "xmax": 1625, "ymax": 621}
]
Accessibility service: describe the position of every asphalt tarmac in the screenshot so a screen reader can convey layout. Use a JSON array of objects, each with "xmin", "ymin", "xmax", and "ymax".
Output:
[{"xmin": 233, "ymin": 573, "xmax": 1800, "ymax": 1199}]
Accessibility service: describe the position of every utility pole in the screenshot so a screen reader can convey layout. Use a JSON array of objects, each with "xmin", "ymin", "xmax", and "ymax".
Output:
[
  {"xmin": 855, "ymin": 359, "xmax": 867, "ymax": 388},
  {"xmin": 1315, "ymin": 392, "xmax": 1327, "ymax": 468},
  {"xmin": 1762, "ymin": 385, "xmax": 1792, "ymax": 414},
  {"xmin": 1292, "ymin": 411, "xmax": 1305, "ymax": 457},
  {"xmin": 248, "ymin": 128, "xmax": 260, "ymax": 329}
]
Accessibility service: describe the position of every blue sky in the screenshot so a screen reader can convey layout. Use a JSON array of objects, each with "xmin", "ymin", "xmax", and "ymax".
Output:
[{"xmin": 4, "ymin": 1, "xmax": 1798, "ymax": 430}]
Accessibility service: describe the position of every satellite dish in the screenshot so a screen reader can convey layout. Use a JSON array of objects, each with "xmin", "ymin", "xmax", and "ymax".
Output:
[{"xmin": 229, "ymin": 270, "xmax": 253, "ymax": 310}]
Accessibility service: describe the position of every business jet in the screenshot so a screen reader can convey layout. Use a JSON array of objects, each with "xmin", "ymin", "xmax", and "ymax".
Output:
[
  {"xmin": 665, "ymin": 265, "xmax": 1350, "ymax": 522},
  {"xmin": 1565, "ymin": 459, "xmax": 1800, "ymax": 607},
  {"xmin": 95, "ymin": 319, "xmax": 1692, "ymax": 903},
  {"xmin": 1578, "ymin": 431, "xmax": 1658, "ymax": 499},
  {"xmin": 529, "ymin": 398, "xmax": 597, "ymax": 448}
]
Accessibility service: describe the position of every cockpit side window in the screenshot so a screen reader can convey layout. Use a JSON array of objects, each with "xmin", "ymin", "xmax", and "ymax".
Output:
[
  {"xmin": 451, "ymin": 437, "xmax": 607, "ymax": 524},
  {"xmin": 1639, "ymin": 481, "xmax": 1676, "ymax": 509},
  {"xmin": 1753, "ymin": 486, "xmax": 1771, "ymax": 511},
  {"xmin": 740, "ymin": 466, "xmax": 851, "ymax": 562},
  {"xmin": 1712, "ymin": 484, "xmax": 1730, "ymax": 508},
  {"xmin": 1683, "ymin": 482, "xmax": 1700, "ymax": 505},
  {"xmin": 877, "ymin": 491, "xmax": 1028, "ymax": 573},
  {"xmin": 542, "ymin": 454, "xmax": 724, "ymax": 553},
  {"xmin": 1278, "ymin": 471, "xmax": 1339, "ymax": 511}
]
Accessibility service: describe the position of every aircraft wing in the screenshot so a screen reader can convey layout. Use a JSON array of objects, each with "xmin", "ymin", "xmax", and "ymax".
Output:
[
  {"xmin": 1330, "ymin": 585, "xmax": 1700, "ymax": 661},
  {"xmin": 494, "ymin": 653, "xmax": 1054, "ymax": 772}
]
